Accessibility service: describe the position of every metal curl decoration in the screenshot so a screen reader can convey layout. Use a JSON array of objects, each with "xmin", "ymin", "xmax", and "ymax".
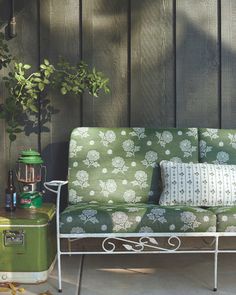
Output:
[{"xmin": 102, "ymin": 236, "xmax": 182, "ymax": 253}]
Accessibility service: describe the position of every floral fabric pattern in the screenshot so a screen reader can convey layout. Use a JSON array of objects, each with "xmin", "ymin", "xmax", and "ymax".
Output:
[
  {"xmin": 208, "ymin": 206, "xmax": 236, "ymax": 232},
  {"xmin": 141, "ymin": 151, "xmax": 158, "ymax": 168},
  {"xmin": 199, "ymin": 140, "xmax": 212, "ymax": 158},
  {"xmin": 123, "ymin": 190, "xmax": 141, "ymax": 203},
  {"xmin": 69, "ymin": 139, "xmax": 83, "ymax": 158},
  {"xmin": 112, "ymin": 211, "xmax": 133, "ymax": 231},
  {"xmin": 180, "ymin": 212, "xmax": 201, "ymax": 231},
  {"xmin": 199, "ymin": 128, "xmax": 236, "ymax": 165},
  {"xmin": 78, "ymin": 209, "xmax": 99, "ymax": 224},
  {"xmin": 73, "ymin": 127, "xmax": 89, "ymax": 138},
  {"xmin": 179, "ymin": 140, "xmax": 197, "ymax": 158},
  {"xmin": 83, "ymin": 150, "xmax": 100, "ymax": 167},
  {"xmin": 68, "ymin": 127, "xmax": 199, "ymax": 205},
  {"xmin": 99, "ymin": 130, "xmax": 116, "ymax": 146},
  {"xmin": 129, "ymin": 128, "xmax": 147, "ymax": 139},
  {"xmin": 122, "ymin": 139, "xmax": 140, "ymax": 157},
  {"xmin": 147, "ymin": 208, "xmax": 167, "ymax": 224},
  {"xmin": 131, "ymin": 171, "xmax": 148, "ymax": 189},
  {"xmin": 72, "ymin": 170, "xmax": 89, "ymax": 189},
  {"xmin": 156, "ymin": 131, "xmax": 173, "ymax": 147},
  {"xmin": 59, "ymin": 203, "xmax": 216, "ymax": 234},
  {"xmin": 100, "ymin": 179, "xmax": 117, "ymax": 197},
  {"xmin": 112, "ymin": 157, "xmax": 128, "ymax": 174}
]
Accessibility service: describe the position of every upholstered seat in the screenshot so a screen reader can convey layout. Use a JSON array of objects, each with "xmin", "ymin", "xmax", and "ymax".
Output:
[
  {"xmin": 60, "ymin": 203, "xmax": 216, "ymax": 234},
  {"xmin": 207, "ymin": 206, "xmax": 236, "ymax": 232}
]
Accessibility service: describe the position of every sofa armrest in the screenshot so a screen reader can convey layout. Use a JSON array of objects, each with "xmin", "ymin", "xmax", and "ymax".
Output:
[
  {"xmin": 44, "ymin": 180, "xmax": 68, "ymax": 194},
  {"xmin": 44, "ymin": 180, "xmax": 68, "ymax": 234}
]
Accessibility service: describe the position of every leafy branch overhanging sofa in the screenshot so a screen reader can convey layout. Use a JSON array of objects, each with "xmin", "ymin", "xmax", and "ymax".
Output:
[{"xmin": 44, "ymin": 127, "xmax": 236, "ymax": 292}]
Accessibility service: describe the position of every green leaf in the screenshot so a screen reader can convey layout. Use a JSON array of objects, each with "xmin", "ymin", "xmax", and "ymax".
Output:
[
  {"xmin": 38, "ymin": 82, "xmax": 45, "ymax": 91},
  {"xmin": 72, "ymin": 86, "xmax": 79, "ymax": 92},
  {"xmin": 29, "ymin": 104, "xmax": 38, "ymax": 112},
  {"xmin": 9, "ymin": 133, "xmax": 17, "ymax": 142},
  {"xmin": 43, "ymin": 78, "xmax": 50, "ymax": 84},
  {"xmin": 23, "ymin": 64, "xmax": 31, "ymax": 70},
  {"xmin": 6, "ymin": 127, "xmax": 13, "ymax": 133},
  {"xmin": 44, "ymin": 59, "xmax": 49, "ymax": 65},
  {"xmin": 34, "ymin": 77, "xmax": 42, "ymax": 83},
  {"xmin": 14, "ymin": 128, "xmax": 22, "ymax": 133},
  {"xmin": 61, "ymin": 87, "xmax": 67, "ymax": 95}
]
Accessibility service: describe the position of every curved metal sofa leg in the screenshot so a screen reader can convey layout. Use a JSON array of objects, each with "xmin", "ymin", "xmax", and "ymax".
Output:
[
  {"xmin": 44, "ymin": 180, "xmax": 68, "ymax": 293},
  {"xmin": 213, "ymin": 236, "xmax": 219, "ymax": 292},
  {"xmin": 57, "ymin": 244, "xmax": 62, "ymax": 292}
]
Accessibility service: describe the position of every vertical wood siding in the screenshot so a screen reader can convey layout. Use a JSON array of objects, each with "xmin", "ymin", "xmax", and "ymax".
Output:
[
  {"xmin": 176, "ymin": 0, "xmax": 219, "ymax": 127},
  {"xmin": 0, "ymin": 0, "xmax": 236, "ymax": 194}
]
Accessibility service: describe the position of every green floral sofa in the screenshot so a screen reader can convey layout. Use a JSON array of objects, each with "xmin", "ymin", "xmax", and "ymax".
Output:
[{"xmin": 44, "ymin": 127, "xmax": 236, "ymax": 292}]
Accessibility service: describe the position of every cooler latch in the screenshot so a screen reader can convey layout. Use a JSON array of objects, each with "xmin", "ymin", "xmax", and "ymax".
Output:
[{"xmin": 4, "ymin": 230, "xmax": 25, "ymax": 246}]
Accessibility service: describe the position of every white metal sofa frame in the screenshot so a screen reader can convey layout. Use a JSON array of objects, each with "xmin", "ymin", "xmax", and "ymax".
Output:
[{"xmin": 44, "ymin": 180, "xmax": 236, "ymax": 293}]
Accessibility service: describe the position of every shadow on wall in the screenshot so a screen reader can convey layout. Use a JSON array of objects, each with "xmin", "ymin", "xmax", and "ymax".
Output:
[
  {"xmin": 0, "ymin": 0, "xmax": 10, "ymax": 28},
  {"xmin": 42, "ymin": 141, "xmax": 69, "ymax": 208},
  {"xmin": 39, "ymin": 0, "xmax": 236, "ymax": 183}
]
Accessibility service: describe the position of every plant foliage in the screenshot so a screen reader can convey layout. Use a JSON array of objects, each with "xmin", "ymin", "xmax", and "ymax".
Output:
[{"xmin": 0, "ymin": 32, "xmax": 110, "ymax": 149}]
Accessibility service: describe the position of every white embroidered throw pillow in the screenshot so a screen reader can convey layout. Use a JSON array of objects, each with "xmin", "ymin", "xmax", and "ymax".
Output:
[{"xmin": 159, "ymin": 160, "xmax": 236, "ymax": 206}]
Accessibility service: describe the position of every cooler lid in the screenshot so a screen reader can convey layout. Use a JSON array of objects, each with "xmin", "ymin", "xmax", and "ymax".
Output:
[{"xmin": 0, "ymin": 203, "xmax": 55, "ymax": 226}]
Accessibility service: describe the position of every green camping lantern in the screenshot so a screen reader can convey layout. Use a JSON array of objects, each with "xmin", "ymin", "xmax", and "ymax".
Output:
[{"xmin": 16, "ymin": 149, "xmax": 45, "ymax": 208}]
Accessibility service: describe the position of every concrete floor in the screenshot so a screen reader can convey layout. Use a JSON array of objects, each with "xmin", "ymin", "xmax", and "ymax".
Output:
[{"xmin": 1, "ymin": 254, "xmax": 236, "ymax": 295}]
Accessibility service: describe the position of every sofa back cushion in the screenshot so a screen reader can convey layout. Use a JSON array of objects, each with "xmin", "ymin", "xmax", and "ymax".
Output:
[
  {"xmin": 68, "ymin": 127, "xmax": 199, "ymax": 205},
  {"xmin": 199, "ymin": 128, "xmax": 236, "ymax": 164}
]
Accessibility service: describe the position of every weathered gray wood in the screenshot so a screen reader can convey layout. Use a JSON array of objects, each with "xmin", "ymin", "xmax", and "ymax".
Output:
[
  {"xmin": 0, "ymin": 0, "xmax": 9, "ymax": 28},
  {"xmin": 2, "ymin": 0, "xmax": 38, "ymax": 167},
  {"xmin": 0, "ymin": 1, "xmax": 10, "ymax": 199},
  {"xmin": 2, "ymin": 0, "xmax": 236, "ymax": 193},
  {"xmin": 0, "ymin": 53, "xmax": 7, "ymax": 200},
  {"xmin": 8, "ymin": 0, "xmax": 38, "ymax": 161},
  {"xmin": 40, "ymin": 0, "xmax": 81, "ymax": 183},
  {"xmin": 131, "ymin": 0, "xmax": 175, "ymax": 127},
  {"xmin": 176, "ymin": 0, "xmax": 219, "ymax": 128},
  {"xmin": 0, "ymin": 1, "xmax": 38, "ymax": 200},
  {"xmin": 221, "ymin": 0, "xmax": 236, "ymax": 128},
  {"xmin": 82, "ymin": 0, "xmax": 128, "ymax": 127}
]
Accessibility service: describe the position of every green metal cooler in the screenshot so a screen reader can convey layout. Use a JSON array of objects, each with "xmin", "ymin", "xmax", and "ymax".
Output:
[{"xmin": 0, "ymin": 203, "xmax": 56, "ymax": 283}]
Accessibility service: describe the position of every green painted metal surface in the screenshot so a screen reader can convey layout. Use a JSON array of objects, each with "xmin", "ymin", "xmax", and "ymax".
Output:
[
  {"xmin": 0, "ymin": 203, "xmax": 56, "ymax": 272},
  {"xmin": 18, "ymin": 149, "xmax": 43, "ymax": 164},
  {"xmin": 19, "ymin": 192, "xmax": 43, "ymax": 209}
]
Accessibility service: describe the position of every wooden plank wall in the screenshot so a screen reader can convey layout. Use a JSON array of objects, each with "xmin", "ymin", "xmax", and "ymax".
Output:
[{"xmin": 1, "ymin": 0, "xmax": 236, "ymax": 196}]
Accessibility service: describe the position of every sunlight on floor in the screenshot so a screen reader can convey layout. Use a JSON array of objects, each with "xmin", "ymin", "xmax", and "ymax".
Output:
[{"xmin": 97, "ymin": 267, "xmax": 156, "ymax": 274}]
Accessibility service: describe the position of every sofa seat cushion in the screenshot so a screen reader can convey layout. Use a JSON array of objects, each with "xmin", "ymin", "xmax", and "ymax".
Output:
[
  {"xmin": 60, "ymin": 204, "xmax": 216, "ymax": 234},
  {"xmin": 207, "ymin": 206, "xmax": 236, "ymax": 232}
]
